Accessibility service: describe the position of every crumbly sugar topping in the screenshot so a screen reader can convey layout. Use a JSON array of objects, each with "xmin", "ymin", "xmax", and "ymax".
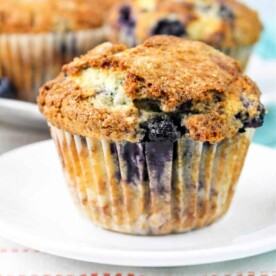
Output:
[{"xmin": 38, "ymin": 36, "xmax": 265, "ymax": 143}]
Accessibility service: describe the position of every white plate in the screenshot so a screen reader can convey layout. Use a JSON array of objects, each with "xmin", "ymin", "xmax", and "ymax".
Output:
[
  {"xmin": 0, "ymin": 141, "xmax": 275, "ymax": 267},
  {"xmin": 0, "ymin": 98, "xmax": 47, "ymax": 130}
]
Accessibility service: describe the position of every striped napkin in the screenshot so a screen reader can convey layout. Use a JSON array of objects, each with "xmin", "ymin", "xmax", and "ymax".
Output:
[{"xmin": 0, "ymin": 236, "xmax": 275, "ymax": 276}]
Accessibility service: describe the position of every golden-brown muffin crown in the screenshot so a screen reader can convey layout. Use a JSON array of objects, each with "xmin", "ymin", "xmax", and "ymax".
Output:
[{"xmin": 38, "ymin": 36, "xmax": 265, "ymax": 143}]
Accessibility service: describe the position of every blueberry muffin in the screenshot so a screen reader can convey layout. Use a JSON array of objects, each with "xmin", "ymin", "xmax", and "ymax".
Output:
[
  {"xmin": 0, "ymin": 0, "xmax": 120, "ymax": 102},
  {"xmin": 106, "ymin": 0, "xmax": 262, "ymax": 70},
  {"xmin": 38, "ymin": 36, "xmax": 265, "ymax": 235}
]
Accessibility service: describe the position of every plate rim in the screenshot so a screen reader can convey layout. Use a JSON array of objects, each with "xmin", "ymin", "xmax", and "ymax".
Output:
[
  {"xmin": 0, "ymin": 98, "xmax": 47, "ymax": 130},
  {"xmin": 0, "ymin": 140, "xmax": 275, "ymax": 267},
  {"xmin": 0, "ymin": 219, "xmax": 275, "ymax": 267}
]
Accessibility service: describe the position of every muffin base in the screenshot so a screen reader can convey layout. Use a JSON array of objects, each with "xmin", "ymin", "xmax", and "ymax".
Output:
[
  {"xmin": 50, "ymin": 125, "xmax": 254, "ymax": 235},
  {"xmin": 0, "ymin": 28, "xmax": 105, "ymax": 102}
]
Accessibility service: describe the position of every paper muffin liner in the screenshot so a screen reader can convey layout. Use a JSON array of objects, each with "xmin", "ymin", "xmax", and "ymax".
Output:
[
  {"xmin": 220, "ymin": 45, "xmax": 254, "ymax": 71},
  {"xmin": 0, "ymin": 28, "xmax": 105, "ymax": 102},
  {"xmin": 50, "ymin": 124, "xmax": 254, "ymax": 235}
]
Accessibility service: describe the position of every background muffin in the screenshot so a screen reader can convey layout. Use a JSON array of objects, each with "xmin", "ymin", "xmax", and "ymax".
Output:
[
  {"xmin": 38, "ymin": 36, "xmax": 265, "ymax": 235},
  {"xmin": 0, "ymin": 0, "xmax": 120, "ymax": 102},
  {"xmin": 106, "ymin": 0, "xmax": 262, "ymax": 70}
]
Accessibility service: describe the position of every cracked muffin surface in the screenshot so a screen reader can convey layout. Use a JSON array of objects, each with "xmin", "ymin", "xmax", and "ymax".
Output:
[
  {"xmin": 38, "ymin": 35, "xmax": 265, "ymax": 143},
  {"xmin": 106, "ymin": 0, "xmax": 262, "ymax": 48}
]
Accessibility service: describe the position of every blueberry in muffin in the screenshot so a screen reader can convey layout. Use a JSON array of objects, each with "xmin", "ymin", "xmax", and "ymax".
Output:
[
  {"xmin": 151, "ymin": 19, "xmax": 186, "ymax": 36},
  {"xmin": 118, "ymin": 5, "xmax": 135, "ymax": 26},
  {"xmin": 141, "ymin": 115, "xmax": 181, "ymax": 142},
  {"xmin": 0, "ymin": 78, "xmax": 14, "ymax": 99}
]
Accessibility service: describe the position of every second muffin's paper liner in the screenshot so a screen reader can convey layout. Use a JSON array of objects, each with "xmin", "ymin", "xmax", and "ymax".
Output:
[
  {"xmin": 220, "ymin": 45, "xmax": 253, "ymax": 71},
  {"xmin": 0, "ymin": 28, "xmax": 105, "ymax": 102},
  {"xmin": 50, "ymin": 124, "xmax": 254, "ymax": 235}
]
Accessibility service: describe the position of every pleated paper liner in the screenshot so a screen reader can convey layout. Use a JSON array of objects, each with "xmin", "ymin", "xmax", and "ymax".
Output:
[
  {"xmin": 50, "ymin": 124, "xmax": 254, "ymax": 235},
  {"xmin": 0, "ymin": 28, "xmax": 105, "ymax": 102},
  {"xmin": 220, "ymin": 45, "xmax": 254, "ymax": 71}
]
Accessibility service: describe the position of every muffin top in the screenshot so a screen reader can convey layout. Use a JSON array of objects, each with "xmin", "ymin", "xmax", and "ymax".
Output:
[
  {"xmin": 38, "ymin": 36, "xmax": 265, "ymax": 143},
  {"xmin": 0, "ymin": 0, "xmax": 119, "ymax": 33},
  {"xmin": 107, "ymin": 0, "xmax": 262, "ymax": 48}
]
